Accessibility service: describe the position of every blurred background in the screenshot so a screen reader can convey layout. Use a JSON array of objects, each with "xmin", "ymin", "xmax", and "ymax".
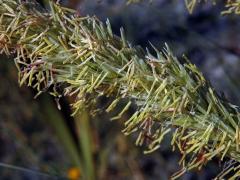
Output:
[{"xmin": 0, "ymin": 0, "xmax": 240, "ymax": 179}]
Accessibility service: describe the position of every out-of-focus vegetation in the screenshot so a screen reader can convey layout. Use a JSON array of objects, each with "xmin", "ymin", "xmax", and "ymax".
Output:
[
  {"xmin": 0, "ymin": 0, "xmax": 240, "ymax": 180},
  {"xmin": 0, "ymin": 57, "xmax": 72, "ymax": 179}
]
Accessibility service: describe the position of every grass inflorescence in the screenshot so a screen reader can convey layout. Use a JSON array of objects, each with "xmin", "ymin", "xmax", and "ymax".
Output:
[
  {"xmin": 1, "ymin": 0, "xmax": 240, "ymax": 178},
  {"xmin": 184, "ymin": 0, "xmax": 239, "ymax": 14}
]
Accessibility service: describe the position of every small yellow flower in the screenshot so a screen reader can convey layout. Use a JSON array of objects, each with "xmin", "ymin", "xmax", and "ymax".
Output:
[{"xmin": 67, "ymin": 167, "xmax": 81, "ymax": 180}]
